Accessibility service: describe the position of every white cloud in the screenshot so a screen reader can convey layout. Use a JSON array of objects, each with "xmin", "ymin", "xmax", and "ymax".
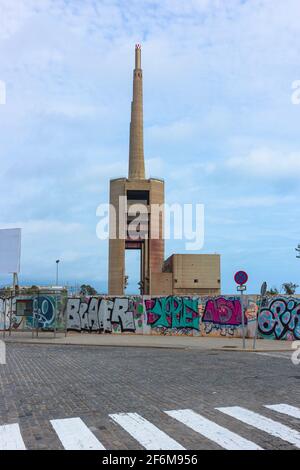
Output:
[
  {"xmin": 169, "ymin": 162, "xmax": 216, "ymax": 181},
  {"xmin": 0, "ymin": 0, "xmax": 40, "ymax": 39},
  {"xmin": 227, "ymin": 147, "xmax": 300, "ymax": 179},
  {"xmin": 0, "ymin": 220, "xmax": 84, "ymax": 235},
  {"xmin": 45, "ymin": 102, "xmax": 99, "ymax": 119},
  {"xmin": 219, "ymin": 194, "xmax": 296, "ymax": 209},
  {"xmin": 147, "ymin": 119, "xmax": 198, "ymax": 142},
  {"xmin": 0, "ymin": 0, "xmax": 300, "ymax": 292},
  {"xmin": 145, "ymin": 157, "xmax": 165, "ymax": 177}
]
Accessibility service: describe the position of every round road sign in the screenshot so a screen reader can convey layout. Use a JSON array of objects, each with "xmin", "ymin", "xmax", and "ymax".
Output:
[{"xmin": 234, "ymin": 271, "xmax": 248, "ymax": 285}]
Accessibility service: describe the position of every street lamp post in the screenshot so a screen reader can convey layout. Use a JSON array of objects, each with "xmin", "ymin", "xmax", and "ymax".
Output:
[
  {"xmin": 55, "ymin": 259, "xmax": 61, "ymax": 339},
  {"xmin": 296, "ymin": 244, "xmax": 300, "ymax": 259},
  {"xmin": 56, "ymin": 259, "xmax": 60, "ymax": 286}
]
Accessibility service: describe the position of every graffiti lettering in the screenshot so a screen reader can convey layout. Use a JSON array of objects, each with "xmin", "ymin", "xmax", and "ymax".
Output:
[
  {"xmin": 203, "ymin": 323, "xmax": 237, "ymax": 336},
  {"xmin": 258, "ymin": 298, "xmax": 300, "ymax": 340},
  {"xmin": 202, "ymin": 297, "xmax": 243, "ymax": 326},
  {"xmin": 145, "ymin": 297, "xmax": 199, "ymax": 330},
  {"xmin": 66, "ymin": 297, "xmax": 136, "ymax": 332},
  {"xmin": 200, "ymin": 297, "xmax": 244, "ymax": 337},
  {"xmin": 2, "ymin": 293, "xmax": 300, "ymax": 340},
  {"xmin": 0, "ymin": 295, "xmax": 62, "ymax": 330}
]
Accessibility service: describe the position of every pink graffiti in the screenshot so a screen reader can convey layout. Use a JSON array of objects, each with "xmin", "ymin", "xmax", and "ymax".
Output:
[
  {"xmin": 203, "ymin": 297, "xmax": 244, "ymax": 326},
  {"xmin": 145, "ymin": 300, "xmax": 156, "ymax": 324}
]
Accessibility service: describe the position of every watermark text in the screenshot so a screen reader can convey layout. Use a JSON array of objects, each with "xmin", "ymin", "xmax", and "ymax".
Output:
[
  {"xmin": 0, "ymin": 80, "xmax": 6, "ymax": 105},
  {"xmin": 96, "ymin": 199, "xmax": 205, "ymax": 251}
]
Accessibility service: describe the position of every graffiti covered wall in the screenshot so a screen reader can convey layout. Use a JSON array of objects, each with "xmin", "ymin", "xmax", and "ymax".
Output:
[
  {"xmin": 145, "ymin": 297, "xmax": 200, "ymax": 335},
  {"xmin": 200, "ymin": 297, "xmax": 244, "ymax": 337},
  {"xmin": 0, "ymin": 294, "xmax": 64, "ymax": 331},
  {"xmin": 2, "ymin": 293, "xmax": 299, "ymax": 340},
  {"xmin": 258, "ymin": 297, "xmax": 300, "ymax": 340},
  {"xmin": 66, "ymin": 296, "xmax": 147, "ymax": 334},
  {"xmin": 65, "ymin": 295, "xmax": 300, "ymax": 340},
  {"xmin": 65, "ymin": 295, "xmax": 253, "ymax": 337}
]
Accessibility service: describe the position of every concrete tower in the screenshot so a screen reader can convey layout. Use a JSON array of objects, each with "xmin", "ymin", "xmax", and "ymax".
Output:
[
  {"xmin": 107, "ymin": 45, "xmax": 221, "ymax": 296},
  {"xmin": 108, "ymin": 45, "xmax": 165, "ymax": 295},
  {"xmin": 128, "ymin": 44, "xmax": 145, "ymax": 180}
]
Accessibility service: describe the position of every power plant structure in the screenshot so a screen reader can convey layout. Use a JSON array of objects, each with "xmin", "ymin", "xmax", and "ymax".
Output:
[{"xmin": 108, "ymin": 45, "xmax": 221, "ymax": 296}]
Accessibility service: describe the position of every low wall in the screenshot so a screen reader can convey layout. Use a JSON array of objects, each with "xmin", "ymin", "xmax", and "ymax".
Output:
[
  {"xmin": 0, "ymin": 294, "xmax": 65, "ymax": 331},
  {"xmin": 1, "ymin": 294, "xmax": 299, "ymax": 340},
  {"xmin": 65, "ymin": 295, "xmax": 300, "ymax": 341}
]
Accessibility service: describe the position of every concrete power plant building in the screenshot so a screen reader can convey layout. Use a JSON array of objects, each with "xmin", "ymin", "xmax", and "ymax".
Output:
[{"xmin": 108, "ymin": 45, "xmax": 220, "ymax": 296}]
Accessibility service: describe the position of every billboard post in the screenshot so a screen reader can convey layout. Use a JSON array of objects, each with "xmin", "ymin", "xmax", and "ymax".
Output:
[
  {"xmin": 0, "ymin": 229, "xmax": 21, "ymax": 297},
  {"xmin": 0, "ymin": 229, "xmax": 21, "ymax": 337}
]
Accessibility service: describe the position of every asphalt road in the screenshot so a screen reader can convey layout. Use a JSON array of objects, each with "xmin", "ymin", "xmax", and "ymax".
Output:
[{"xmin": 0, "ymin": 344, "xmax": 299, "ymax": 450}]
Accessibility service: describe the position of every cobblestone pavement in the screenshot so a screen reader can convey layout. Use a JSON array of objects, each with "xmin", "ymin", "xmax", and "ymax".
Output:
[{"xmin": 0, "ymin": 343, "xmax": 299, "ymax": 450}]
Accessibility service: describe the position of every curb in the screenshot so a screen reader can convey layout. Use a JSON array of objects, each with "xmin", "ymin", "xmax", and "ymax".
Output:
[
  {"xmin": 3, "ymin": 339, "xmax": 187, "ymax": 350},
  {"xmin": 214, "ymin": 348, "xmax": 292, "ymax": 353},
  {"xmin": 3, "ymin": 338, "xmax": 292, "ymax": 353}
]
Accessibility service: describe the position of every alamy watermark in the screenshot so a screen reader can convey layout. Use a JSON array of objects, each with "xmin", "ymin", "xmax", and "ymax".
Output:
[
  {"xmin": 0, "ymin": 340, "xmax": 6, "ymax": 365},
  {"xmin": 291, "ymin": 341, "xmax": 300, "ymax": 365},
  {"xmin": 291, "ymin": 80, "xmax": 300, "ymax": 105},
  {"xmin": 96, "ymin": 198, "xmax": 204, "ymax": 250},
  {"xmin": 0, "ymin": 80, "xmax": 6, "ymax": 105}
]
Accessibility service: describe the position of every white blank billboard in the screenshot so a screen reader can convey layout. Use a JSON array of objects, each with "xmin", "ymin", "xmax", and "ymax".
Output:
[{"xmin": 0, "ymin": 228, "xmax": 21, "ymax": 273}]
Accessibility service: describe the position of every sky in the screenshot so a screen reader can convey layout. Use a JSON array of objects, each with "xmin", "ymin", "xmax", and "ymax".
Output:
[{"xmin": 0, "ymin": 0, "xmax": 299, "ymax": 294}]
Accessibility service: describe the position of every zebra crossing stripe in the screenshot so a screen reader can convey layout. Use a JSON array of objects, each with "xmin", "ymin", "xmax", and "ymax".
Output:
[
  {"xmin": 50, "ymin": 417, "xmax": 106, "ymax": 450},
  {"xmin": 165, "ymin": 409, "xmax": 262, "ymax": 450},
  {"xmin": 217, "ymin": 406, "xmax": 300, "ymax": 448},
  {"xmin": 255, "ymin": 352, "xmax": 291, "ymax": 360},
  {"xmin": 0, "ymin": 423, "xmax": 26, "ymax": 450},
  {"xmin": 109, "ymin": 412, "xmax": 185, "ymax": 450},
  {"xmin": 265, "ymin": 404, "xmax": 300, "ymax": 419}
]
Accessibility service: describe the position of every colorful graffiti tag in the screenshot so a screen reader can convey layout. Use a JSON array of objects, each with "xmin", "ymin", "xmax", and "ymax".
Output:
[
  {"xmin": 66, "ymin": 296, "xmax": 200, "ymax": 335},
  {"xmin": 66, "ymin": 297, "xmax": 145, "ymax": 333},
  {"xmin": 0, "ymin": 297, "xmax": 22, "ymax": 330},
  {"xmin": 201, "ymin": 297, "xmax": 244, "ymax": 337},
  {"xmin": 145, "ymin": 297, "xmax": 199, "ymax": 333},
  {"xmin": 3, "ymin": 293, "xmax": 300, "ymax": 340},
  {"xmin": 66, "ymin": 295, "xmax": 241, "ymax": 336},
  {"xmin": 0, "ymin": 294, "xmax": 62, "ymax": 330},
  {"xmin": 258, "ymin": 297, "xmax": 300, "ymax": 340}
]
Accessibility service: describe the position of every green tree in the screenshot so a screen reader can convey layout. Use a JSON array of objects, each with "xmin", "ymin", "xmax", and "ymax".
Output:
[
  {"xmin": 23, "ymin": 285, "xmax": 39, "ymax": 295},
  {"xmin": 266, "ymin": 287, "xmax": 279, "ymax": 296},
  {"xmin": 79, "ymin": 284, "xmax": 98, "ymax": 296},
  {"xmin": 0, "ymin": 286, "xmax": 12, "ymax": 297},
  {"xmin": 282, "ymin": 282, "xmax": 299, "ymax": 295}
]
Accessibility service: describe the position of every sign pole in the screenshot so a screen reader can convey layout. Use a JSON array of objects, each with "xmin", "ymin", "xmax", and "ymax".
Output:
[
  {"xmin": 3, "ymin": 296, "xmax": 6, "ymax": 339},
  {"xmin": 31, "ymin": 302, "xmax": 35, "ymax": 339},
  {"xmin": 9, "ymin": 273, "xmax": 17, "ymax": 337},
  {"xmin": 54, "ymin": 291, "xmax": 57, "ymax": 339},
  {"xmin": 252, "ymin": 298, "xmax": 261, "ymax": 350},
  {"xmin": 253, "ymin": 281, "xmax": 267, "ymax": 350},
  {"xmin": 64, "ymin": 308, "xmax": 68, "ymax": 338},
  {"xmin": 234, "ymin": 271, "xmax": 248, "ymax": 350},
  {"xmin": 241, "ymin": 288, "xmax": 245, "ymax": 349},
  {"xmin": 9, "ymin": 289, "xmax": 12, "ymax": 337}
]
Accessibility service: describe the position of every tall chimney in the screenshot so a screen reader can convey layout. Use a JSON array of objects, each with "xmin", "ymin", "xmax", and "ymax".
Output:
[{"xmin": 128, "ymin": 44, "xmax": 145, "ymax": 179}]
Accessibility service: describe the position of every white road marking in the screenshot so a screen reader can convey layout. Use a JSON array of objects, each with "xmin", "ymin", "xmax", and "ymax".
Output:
[
  {"xmin": 255, "ymin": 352, "xmax": 291, "ymax": 360},
  {"xmin": 50, "ymin": 417, "xmax": 105, "ymax": 450},
  {"xmin": 165, "ymin": 409, "xmax": 262, "ymax": 450},
  {"xmin": 218, "ymin": 406, "xmax": 300, "ymax": 448},
  {"xmin": 265, "ymin": 404, "xmax": 300, "ymax": 419},
  {"xmin": 110, "ymin": 412, "xmax": 185, "ymax": 450},
  {"xmin": 0, "ymin": 423, "xmax": 26, "ymax": 450}
]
